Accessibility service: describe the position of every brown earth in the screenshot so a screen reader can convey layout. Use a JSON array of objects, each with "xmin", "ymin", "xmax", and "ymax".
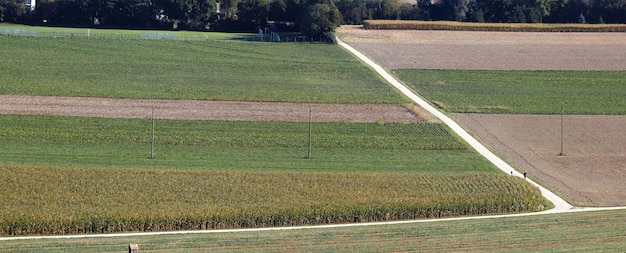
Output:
[
  {"xmin": 0, "ymin": 95, "xmax": 421, "ymax": 123},
  {"xmin": 452, "ymin": 114, "xmax": 626, "ymax": 206},
  {"xmin": 336, "ymin": 26, "xmax": 626, "ymax": 206},
  {"xmin": 336, "ymin": 25, "xmax": 626, "ymax": 70}
]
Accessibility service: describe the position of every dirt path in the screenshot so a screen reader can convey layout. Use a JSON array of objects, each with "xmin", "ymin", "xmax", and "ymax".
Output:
[{"xmin": 0, "ymin": 95, "xmax": 421, "ymax": 123}]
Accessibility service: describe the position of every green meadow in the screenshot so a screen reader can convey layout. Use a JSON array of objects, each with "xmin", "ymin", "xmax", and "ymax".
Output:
[
  {"xmin": 0, "ymin": 114, "xmax": 487, "ymax": 173},
  {"xmin": 394, "ymin": 69, "xmax": 626, "ymax": 114},
  {"xmin": 0, "ymin": 35, "xmax": 403, "ymax": 103},
  {"xmin": 0, "ymin": 23, "xmax": 250, "ymax": 40},
  {"xmin": 1, "ymin": 209, "xmax": 624, "ymax": 252}
]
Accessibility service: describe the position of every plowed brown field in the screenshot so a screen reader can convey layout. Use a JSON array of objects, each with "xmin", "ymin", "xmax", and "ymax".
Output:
[
  {"xmin": 336, "ymin": 25, "xmax": 626, "ymax": 70},
  {"xmin": 0, "ymin": 95, "xmax": 421, "ymax": 123},
  {"xmin": 336, "ymin": 26, "xmax": 626, "ymax": 206}
]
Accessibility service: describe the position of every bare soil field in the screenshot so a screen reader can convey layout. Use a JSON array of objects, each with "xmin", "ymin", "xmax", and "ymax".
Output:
[
  {"xmin": 336, "ymin": 26, "xmax": 626, "ymax": 206},
  {"xmin": 336, "ymin": 25, "xmax": 626, "ymax": 70},
  {"xmin": 453, "ymin": 114, "xmax": 626, "ymax": 206},
  {"xmin": 0, "ymin": 95, "xmax": 421, "ymax": 123}
]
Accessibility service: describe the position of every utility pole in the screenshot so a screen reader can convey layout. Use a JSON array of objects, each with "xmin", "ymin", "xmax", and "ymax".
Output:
[
  {"xmin": 308, "ymin": 107, "xmax": 312, "ymax": 159},
  {"xmin": 151, "ymin": 107, "xmax": 155, "ymax": 159},
  {"xmin": 559, "ymin": 102, "xmax": 564, "ymax": 156}
]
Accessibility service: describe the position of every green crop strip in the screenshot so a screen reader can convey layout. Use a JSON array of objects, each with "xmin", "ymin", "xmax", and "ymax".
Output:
[
  {"xmin": 394, "ymin": 69, "xmax": 626, "ymax": 114},
  {"xmin": 0, "ymin": 115, "xmax": 463, "ymax": 149},
  {"xmin": 0, "ymin": 36, "xmax": 404, "ymax": 103},
  {"xmin": 2, "ymin": 209, "xmax": 622, "ymax": 252},
  {"xmin": 0, "ymin": 115, "xmax": 491, "ymax": 173}
]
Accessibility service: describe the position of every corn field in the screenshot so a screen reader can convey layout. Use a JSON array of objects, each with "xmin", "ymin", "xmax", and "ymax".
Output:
[
  {"xmin": 0, "ymin": 165, "xmax": 549, "ymax": 236},
  {"xmin": 363, "ymin": 20, "xmax": 626, "ymax": 32}
]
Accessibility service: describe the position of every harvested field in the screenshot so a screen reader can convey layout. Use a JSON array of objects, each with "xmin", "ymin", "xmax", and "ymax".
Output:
[
  {"xmin": 453, "ymin": 114, "xmax": 626, "ymax": 206},
  {"xmin": 336, "ymin": 25, "xmax": 626, "ymax": 70},
  {"xmin": 0, "ymin": 95, "xmax": 422, "ymax": 123},
  {"xmin": 337, "ymin": 26, "xmax": 626, "ymax": 206}
]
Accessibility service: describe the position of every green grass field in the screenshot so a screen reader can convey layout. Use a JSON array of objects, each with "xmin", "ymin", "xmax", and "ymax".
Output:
[
  {"xmin": 0, "ymin": 35, "xmax": 404, "ymax": 103},
  {"xmin": 394, "ymin": 69, "xmax": 626, "ymax": 114},
  {"xmin": 0, "ymin": 114, "xmax": 487, "ymax": 173},
  {"xmin": 0, "ymin": 23, "xmax": 251, "ymax": 40},
  {"xmin": 1, "ymin": 209, "xmax": 624, "ymax": 252}
]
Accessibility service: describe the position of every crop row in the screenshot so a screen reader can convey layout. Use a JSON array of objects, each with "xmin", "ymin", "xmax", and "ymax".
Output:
[
  {"xmin": 0, "ymin": 115, "xmax": 465, "ymax": 150},
  {"xmin": 363, "ymin": 20, "xmax": 626, "ymax": 32},
  {"xmin": 0, "ymin": 165, "xmax": 550, "ymax": 236}
]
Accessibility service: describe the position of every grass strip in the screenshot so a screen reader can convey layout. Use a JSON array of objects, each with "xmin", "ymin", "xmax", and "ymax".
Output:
[
  {"xmin": 0, "ymin": 141, "xmax": 492, "ymax": 173},
  {"xmin": 394, "ymin": 69, "xmax": 626, "ymax": 114},
  {"xmin": 0, "ymin": 23, "xmax": 252, "ymax": 40},
  {"xmin": 363, "ymin": 20, "xmax": 626, "ymax": 32},
  {"xmin": 0, "ymin": 35, "xmax": 404, "ymax": 103},
  {"xmin": 0, "ymin": 115, "xmax": 464, "ymax": 150},
  {"xmin": 2, "ymin": 209, "xmax": 623, "ymax": 252},
  {"xmin": 0, "ymin": 114, "xmax": 491, "ymax": 173},
  {"xmin": 0, "ymin": 165, "xmax": 549, "ymax": 236}
]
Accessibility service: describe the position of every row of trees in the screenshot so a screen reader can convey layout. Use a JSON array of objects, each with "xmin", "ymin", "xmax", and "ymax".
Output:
[
  {"xmin": 1, "ymin": 0, "xmax": 625, "ymax": 39},
  {"xmin": 1, "ymin": 0, "xmax": 341, "ymax": 40},
  {"xmin": 340, "ymin": 0, "xmax": 626, "ymax": 24}
]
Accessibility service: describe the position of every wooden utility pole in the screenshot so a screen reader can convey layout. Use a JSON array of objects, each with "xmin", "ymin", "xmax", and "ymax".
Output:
[
  {"xmin": 559, "ymin": 102, "xmax": 564, "ymax": 156},
  {"xmin": 308, "ymin": 107, "xmax": 312, "ymax": 159},
  {"xmin": 151, "ymin": 107, "xmax": 155, "ymax": 159}
]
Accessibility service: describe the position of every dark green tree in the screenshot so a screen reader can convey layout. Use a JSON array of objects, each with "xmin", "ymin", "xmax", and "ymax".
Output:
[
  {"xmin": 237, "ymin": 0, "xmax": 268, "ymax": 29},
  {"xmin": 0, "ymin": 0, "xmax": 26, "ymax": 22},
  {"xmin": 220, "ymin": 0, "xmax": 241, "ymax": 19},
  {"xmin": 298, "ymin": 0, "xmax": 342, "ymax": 41},
  {"xmin": 268, "ymin": 0, "xmax": 288, "ymax": 22},
  {"xmin": 336, "ymin": 0, "xmax": 367, "ymax": 24}
]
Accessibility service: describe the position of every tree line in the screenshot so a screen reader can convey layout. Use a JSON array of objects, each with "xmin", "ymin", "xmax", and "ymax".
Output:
[
  {"xmin": 340, "ymin": 0, "xmax": 626, "ymax": 24},
  {"xmin": 1, "ymin": 0, "xmax": 341, "ymax": 41},
  {"xmin": 1, "ymin": 0, "xmax": 625, "ymax": 39}
]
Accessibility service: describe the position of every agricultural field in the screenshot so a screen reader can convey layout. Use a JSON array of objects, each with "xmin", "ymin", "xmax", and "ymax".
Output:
[
  {"xmin": 392, "ymin": 69, "xmax": 626, "ymax": 114},
  {"xmin": 1, "ymin": 209, "xmax": 625, "ymax": 252},
  {"xmin": 0, "ymin": 35, "xmax": 402, "ymax": 103},
  {"xmin": 0, "ymin": 27, "xmax": 552, "ymax": 238},
  {"xmin": 363, "ymin": 20, "xmax": 626, "ymax": 32},
  {"xmin": 0, "ymin": 114, "xmax": 483, "ymax": 172},
  {"xmin": 0, "ymin": 165, "xmax": 547, "ymax": 236},
  {"xmin": 335, "ymin": 25, "xmax": 626, "ymax": 206},
  {"xmin": 1, "ymin": 113, "xmax": 542, "ymax": 236},
  {"xmin": 336, "ymin": 25, "xmax": 626, "ymax": 71}
]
